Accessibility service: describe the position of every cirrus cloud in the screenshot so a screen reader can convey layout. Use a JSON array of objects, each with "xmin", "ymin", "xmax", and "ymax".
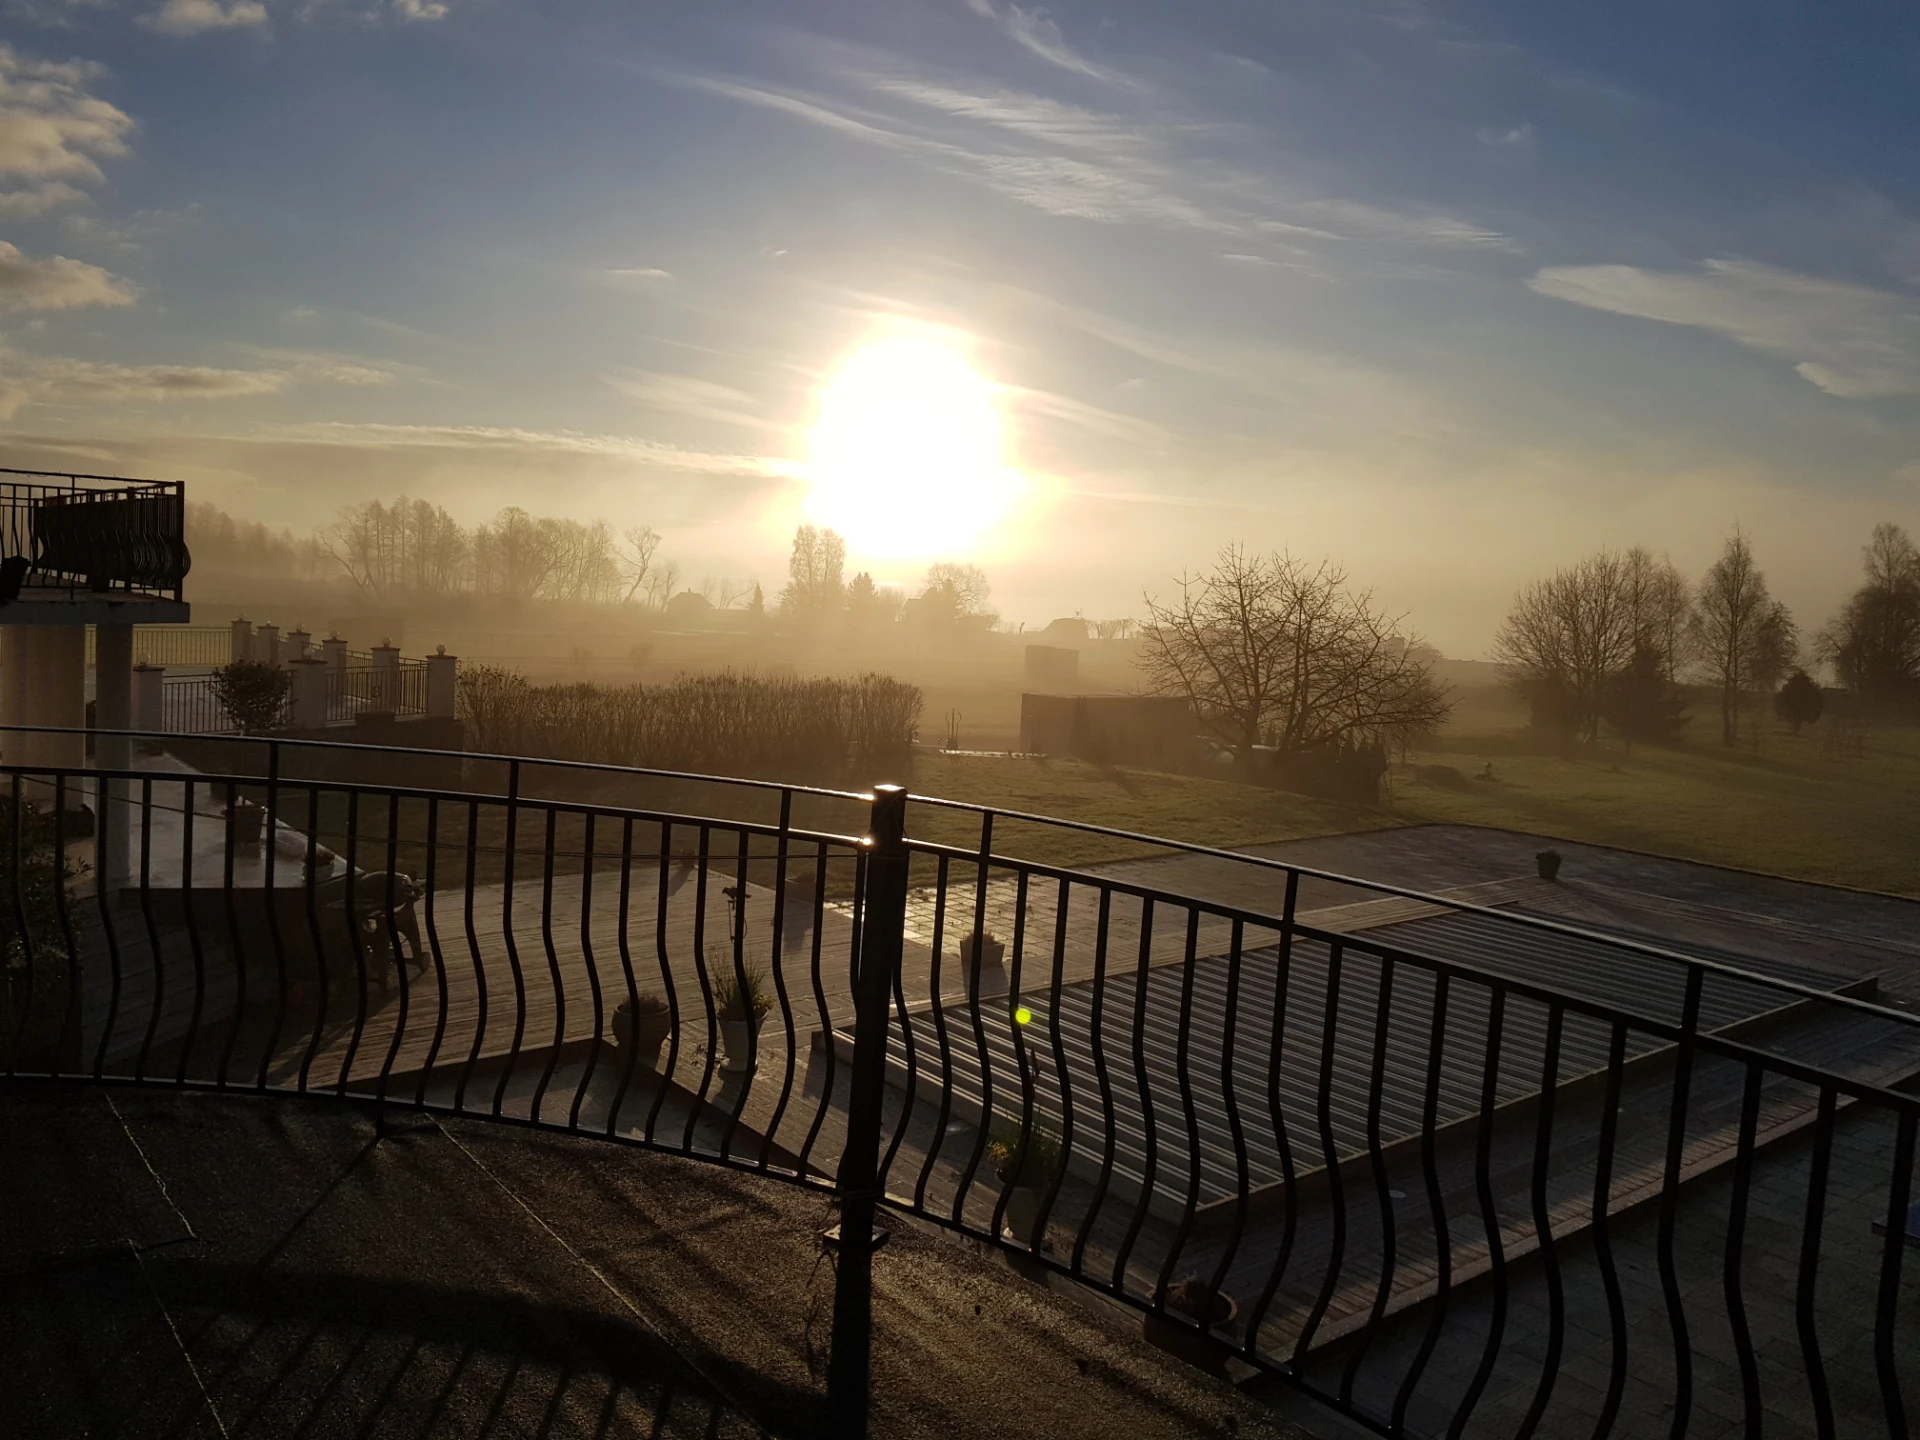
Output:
[{"xmin": 1529, "ymin": 258, "xmax": 1920, "ymax": 399}]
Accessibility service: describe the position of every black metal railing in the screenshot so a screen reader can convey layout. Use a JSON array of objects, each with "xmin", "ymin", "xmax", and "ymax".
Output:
[
  {"xmin": 159, "ymin": 664, "xmax": 427, "ymax": 733},
  {"xmin": 0, "ymin": 467, "xmax": 188, "ymax": 602},
  {"xmin": 326, "ymin": 661, "xmax": 427, "ymax": 721},
  {"xmin": 1, "ymin": 725, "xmax": 1914, "ymax": 1439}
]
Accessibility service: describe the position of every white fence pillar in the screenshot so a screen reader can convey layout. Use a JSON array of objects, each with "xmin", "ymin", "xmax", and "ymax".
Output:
[
  {"xmin": 257, "ymin": 623, "xmax": 280, "ymax": 668},
  {"xmin": 370, "ymin": 640, "xmax": 399, "ymax": 711},
  {"xmin": 322, "ymin": 635, "xmax": 349, "ymax": 674},
  {"xmin": 132, "ymin": 663, "xmax": 165, "ymax": 732},
  {"xmin": 286, "ymin": 626, "xmax": 312, "ymax": 662},
  {"xmin": 289, "ymin": 656, "xmax": 329, "ymax": 731},
  {"xmin": 426, "ymin": 647, "xmax": 457, "ymax": 718},
  {"xmin": 230, "ymin": 617, "xmax": 253, "ymax": 665}
]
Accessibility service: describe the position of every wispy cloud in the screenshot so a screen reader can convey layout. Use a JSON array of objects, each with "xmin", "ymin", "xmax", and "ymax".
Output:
[
  {"xmin": 683, "ymin": 60, "xmax": 1506, "ymax": 253},
  {"xmin": 260, "ymin": 420, "xmax": 804, "ymax": 478},
  {"xmin": 603, "ymin": 266, "xmax": 675, "ymax": 288},
  {"xmin": 1530, "ymin": 258, "xmax": 1920, "ymax": 398},
  {"xmin": 141, "ymin": 0, "xmax": 268, "ymax": 35},
  {"xmin": 964, "ymin": 0, "xmax": 1130, "ymax": 87},
  {"xmin": 0, "ymin": 240, "xmax": 135, "ymax": 309},
  {"xmin": 0, "ymin": 342, "xmax": 413, "ymax": 418},
  {"xmin": 607, "ymin": 370, "xmax": 767, "ymax": 430}
]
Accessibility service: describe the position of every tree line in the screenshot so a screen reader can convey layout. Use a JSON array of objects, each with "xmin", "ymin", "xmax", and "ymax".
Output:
[{"xmin": 1495, "ymin": 521, "xmax": 1920, "ymax": 748}]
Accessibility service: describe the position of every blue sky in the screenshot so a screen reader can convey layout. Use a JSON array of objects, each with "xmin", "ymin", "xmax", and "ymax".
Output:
[{"xmin": 2, "ymin": 0, "xmax": 1917, "ymax": 652}]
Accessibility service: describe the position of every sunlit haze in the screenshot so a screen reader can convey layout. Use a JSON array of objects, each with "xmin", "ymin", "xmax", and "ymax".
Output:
[{"xmin": 805, "ymin": 329, "xmax": 1023, "ymax": 564}]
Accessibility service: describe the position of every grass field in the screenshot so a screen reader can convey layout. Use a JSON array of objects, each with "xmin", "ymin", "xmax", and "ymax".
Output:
[{"xmin": 1393, "ymin": 719, "xmax": 1920, "ymax": 898}]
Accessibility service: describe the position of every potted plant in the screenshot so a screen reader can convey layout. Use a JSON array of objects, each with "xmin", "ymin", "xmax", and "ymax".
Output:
[
  {"xmin": 613, "ymin": 991, "xmax": 672, "ymax": 1069},
  {"xmin": 958, "ymin": 929, "xmax": 1008, "ymax": 997},
  {"xmin": 1143, "ymin": 1275, "xmax": 1241, "ymax": 1377},
  {"xmin": 227, "ymin": 797, "xmax": 266, "ymax": 847},
  {"xmin": 713, "ymin": 958, "xmax": 772, "ymax": 1073},
  {"xmin": 988, "ymin": 1117, "xmax": 1062, "ymax": 1247},
  {"xmin": 1535, "ymin": 849, "xmax": 1562, "ymax": 881}
]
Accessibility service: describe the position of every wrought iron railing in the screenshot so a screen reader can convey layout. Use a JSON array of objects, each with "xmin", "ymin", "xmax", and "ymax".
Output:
[
  {"xmin": 1, "ymin": 726, "xmax": 1915, "ymax": 1438},
  {"xmin": 0, "ymin": 467, "xmax": 188, "ymax": 602},
  {"xmin": 86, "ymin": 624, "xmax": 234, "ymax": 669},
  {"xmin": 159, "ymin": 664, "xmax": 427, "ymax": 733},
  {"xmin": 326, "ymin": 660, "xmax": 426, "ymax": 720}
]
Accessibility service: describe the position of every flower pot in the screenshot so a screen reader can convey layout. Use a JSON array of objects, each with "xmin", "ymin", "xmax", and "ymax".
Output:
[
  {"xmin": 1535, "ymin": 850, "xmax": 1562, "ymax": 882},
  {"xmin": 231, "ymin": 803, "xmax": 265, "ymax": 846},
  {"xmin": 1142, "ymin": 1291, "xmax": 1240, "ymax": 1377},
  {"xmin": 960, "ymin": 936, "xmax": 1008, "ymax": 998},
  {"xmin": 614, "ymin": 999, "xmax": 671, "ymax": 1069},
  {"xmin": 721, "ymin": 1016, "xmax": 758, "ymax": 1073},
  {"xmin": 1000, "ymin": 1182, "xmax": 1046, "ymax": 1246}
]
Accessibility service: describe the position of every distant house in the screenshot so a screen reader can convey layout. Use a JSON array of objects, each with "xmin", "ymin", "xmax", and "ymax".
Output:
[
  {"xmin": 663, "ymin": 591, "xmax": 715, "ymax": 624},
  {"xmin": 1020, "ymin": 693, "xmax": 1193, "ymax": 769},
  {"xmin": 1038, "ymin": 616, "xmax": 1090, "ymax": 645}
]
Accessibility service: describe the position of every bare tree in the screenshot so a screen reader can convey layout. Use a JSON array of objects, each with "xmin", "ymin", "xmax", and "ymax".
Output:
[
  {"xmin": 1493, "ymin": 551, "xmax": 1640, "ymax": 743},
  {"xmin": 1090, "ymin": 617, "xmax": 1136, "ymax": 641},
  {"xmin": 920, "ymin": 562, "xmax": 993, "ymax": 624},
  {"xmin": 779, "ymin": 524, "xmax": 846, "ymax": 620},
  {"xmin": 1816, "ymin": 521, "xmax": 1920, "ymax": 705},
  {"xmin": 1138, "ymin": 544, "xmax": 1451, "ymax": 754},
  {"xmin": 618, "ymin": 525, "xmax": 662, "ymax": 605},
  {"xmin": 1693, "ymin": 528, "xmax": 1781, "ymax": 746}
]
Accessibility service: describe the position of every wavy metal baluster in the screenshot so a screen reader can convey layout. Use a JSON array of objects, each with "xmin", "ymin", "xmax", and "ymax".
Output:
[
  {"xmin": 603, "ymin": 815, "xmax": 644, "ymax": 1140},
  {"xmin": 1111, "ymin": 895, "xmax": 1161, "ymax": 1291},
  {"xmin": 1390, "ymin": 969, "xmax": 1454, "ymax": 1434},
  {"xmin": 1295, "ymin": 940, "xmax": 1348, "ymax": 1361},
  {"xmin": 175, "ymin": 779, "xmax": 208, "ymax": 1085},
  {"xmin": 214, "ymin": 779, "xmax": 245, "ymax": 1089},
  {"xmin": 1654, "ymin": 967, "xmax": 1705, "ymax": 1440},
  {"xmin": 1588, "ymin": 1020, "xmax": 1630, "ymax": 1440},
  {"xmin": 1033, "ymin": 875, "xmax": 1076, "ymax": 1248},
  {"xmin": 490, "ymin": 760, "xmax": 528, "ymax": 1119},
  {"xmin": 1722, "ymin": 1063, "xmax": 1765, "ymax": 1435},
  {"xmin": 680, "ymin": 826, "xmax": 720, "ymax": 1155},
  {"xmin": 1448, "ymin": 985, "xmax": 1509, "ymax": 1440},
  {"xmin": 1246, "ymin": 871, "xmax": 1302, "ymax": 1360},
  {"xmin": 1515, "ymin": 1001, "xmax": 1567, "ymax": 1438},
  {"xmin": 569, "ymin": 811, "xmax": 606, "ymax": 1132},
  {"xmin": 1876, "ymin": 1110, "xmax": 1916, "ymax": 1439},
  {"xmin": 90, "ymin": 763, "xmax": 127, "ymax": 1081},
  {"xmin": 334, "ymin": 793, "xmax": 369, "ymax": 1097},
  {"xmin": 762, "ymin": 791, "xmax": 802, "ymax": 1169},
  {"xmin": 797, "ymin": 841, "xmax": 845, "ymax": 1176},
  {"xmin": 529, "ymin": 808, "xmax": 567, "ymax": 1124},
  {"xmin": 951, "ymin": 818, "xmax": 998, "ymax": 1231},
  {"xmin": 453, "ymin": 800, "xmax": 488, "ymax": 1116},
  {"xmin": 1797, "ymin": 1087, "xmax": 1838, "ymax": 1440},
  {"xmin": 911, "ymin": 853, "xmax": 955, "ymax": 1210},
  {"xmin": 295, "ymin": 785, "xmax": 330, "ymax": 1096},
  {"xmin": 1069, "ymin": 886, "xmax": 1117, "ymax": 1278},
  {"xmin": 417, "ymin": 794, "xmax": 451, "ymax": 1106},
  {"xmin": 642, "ymin": 821, "xmax": 685, "ymax": 1146},
  {"xmin": 51, "ymin": 777, "xmax": 82, "ymax": 1079},
  {"xmin": 719, "ymin": 827, "xmax": 757, "ymax": 1160},
  {"xmin": 6, "ymin": 772, "xmax": 33, "ymax": 1076},
  {"xmin": 375, "ymin": 794, "xmax": 411, "ymax": 1109},
  {"xmin": 1202, "ymin": 918, "xmax": 1251, "ymax": 1309},
  {"xmin": 133, "ymin": 777, "xmax": 164, "ymax": 1083},
  {"xmin": 1153, "ymin": 906, "xmax": 1207, "ymax": 1304},
  {"xmin": 989, "ymin": 872, "xmax": 1037, "ymax": 1248},
  {"xmin": 1338, "ymin": 952, "xmax": 1398, "ymax": 1411}
]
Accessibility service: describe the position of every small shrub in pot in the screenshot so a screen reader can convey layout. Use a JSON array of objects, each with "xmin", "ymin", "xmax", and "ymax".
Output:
[
  {"xmin": 714, "ymin": 958, "xmax": 772, "ymax": 1073},
  {"xmin": 613, "ymin": 991, "xmax": 672, "ymax": 1067}
]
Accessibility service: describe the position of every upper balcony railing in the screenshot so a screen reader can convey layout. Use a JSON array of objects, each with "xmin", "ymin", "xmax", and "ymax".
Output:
[{"xmin": 0, "ymin": 467, "xmax": 190, "ymax": 605}]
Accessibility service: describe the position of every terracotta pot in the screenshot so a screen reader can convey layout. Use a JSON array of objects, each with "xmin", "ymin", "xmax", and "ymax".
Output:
[
  {"xmin": 1142, "ymin": 1292, "xmax": 1240, "ymax": 1377},
  {"xmin": 721, "ymin": 1016, "xmax": 758, "ymax": 1073}
]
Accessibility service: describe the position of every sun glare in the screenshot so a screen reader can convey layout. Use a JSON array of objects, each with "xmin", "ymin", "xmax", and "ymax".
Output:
[{"xmin": 805, "ymin": 330, "xmax": 1023, "ymax": 561}]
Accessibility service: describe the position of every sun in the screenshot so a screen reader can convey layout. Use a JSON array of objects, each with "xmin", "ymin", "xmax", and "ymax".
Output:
[{"xmin": 804, "ymin": 329, "xmax": 1023, "ymax": 561}]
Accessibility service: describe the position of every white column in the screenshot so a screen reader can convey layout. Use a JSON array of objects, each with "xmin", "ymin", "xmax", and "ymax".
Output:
[
  {"xmin": 288, "ymin": 655, "xmax": 329, "ymax": 730},
  {"xmin": 0, "ymin": 626, "xmax": 27, "ymax": 763},
  {"xmin": 94, "ymin": 624, "xmax": 135, "ymax": 887},
  {"xmin": 256, "ymin": 623, "xmax": 280, "ymax": 668},
  {"xmin": 322, "ymin": 635, "xmax": 349, "ymax": 674},
  {"xmin": 230, "ymin": 617, "xmax": 254, "ymax": 665},
  {"xmin": 371, "ymin": 640, "xmax": 399, "ymax": 711},
  {"xmin": 2, "ymin": 627, "xmax": 86, "ymax": 802},
  {"xmin": 286, "ymin": 626, "xmax": 312, "ymax": 662},
  {"xmin": 426, "ymin": 647, "xmax": 457, "ymax": 718},
  {"xmin": 132, "ymin": 663, "xmax": 165, "ymax": 732}
]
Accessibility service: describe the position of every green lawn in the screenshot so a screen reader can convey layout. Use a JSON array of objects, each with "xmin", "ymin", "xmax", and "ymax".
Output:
[{"xmin": 1393, "ymin": 723, "xmax": 1920, "ymax": 897}]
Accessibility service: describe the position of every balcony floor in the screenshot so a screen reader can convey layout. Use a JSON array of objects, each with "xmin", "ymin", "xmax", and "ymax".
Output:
[{"xmin": 0, "ymin": 1085, "xmax": 1318, "ymax": 1440}]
